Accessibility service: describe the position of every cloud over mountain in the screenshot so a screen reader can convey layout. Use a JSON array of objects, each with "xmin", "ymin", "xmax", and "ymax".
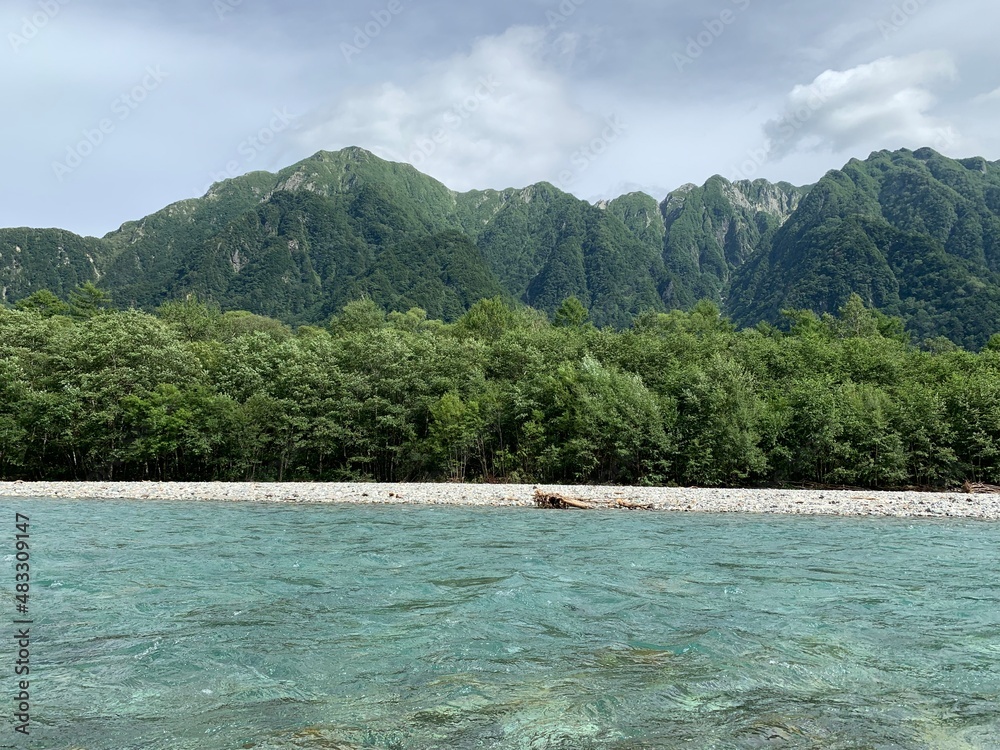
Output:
[
  {"xmin": 295, "ymin": 26, "xmax": 608, "ymax": 191},
  {"xmin": 764, "ymin": 52, "xmax": 960, "ymax": 159}
]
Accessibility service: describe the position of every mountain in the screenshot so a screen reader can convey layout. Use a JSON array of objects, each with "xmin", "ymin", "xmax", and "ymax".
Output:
[
  {"xmin": 0, "ymin": 228, "xmax": 106, "ymax": 304},
  {"xmin": 2, "ymin": 147, "xmax": 680, "ymax": 327},
  {"xmin": 3, "ymin": 145, "xmax": 1000, "ymax": 347},
  {"xmin": 608, "ymin": 177, "xmax": 806, "ymax": 309},
  {"xmin": 456, "ymin": 184, "xmax": 669, "ymax": 326},
  {"xmin": 100, "ymin": 148, "xmax": 481, "ymax": 320},
  {"xmin": 0, "ymin": 157, "xmax": 659, "ymax": 319},
  {"xmin": 729, "ymin": 148, "xmax": 1000, "ymax": 349}
]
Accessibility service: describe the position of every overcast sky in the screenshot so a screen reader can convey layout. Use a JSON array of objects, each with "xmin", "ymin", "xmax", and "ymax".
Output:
[{"xmin": 2, "ymin": 0, "xmax": 998, "ymax": 237}]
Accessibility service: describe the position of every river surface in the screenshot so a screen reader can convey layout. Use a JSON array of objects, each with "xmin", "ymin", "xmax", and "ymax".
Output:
[{"xmin": 3, "ymin": 499, "xmax": 1000, "ymax": 749}]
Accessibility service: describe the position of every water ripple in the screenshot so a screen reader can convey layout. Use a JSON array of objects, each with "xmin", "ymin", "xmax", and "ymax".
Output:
[{"xmin": 7, "ymin": 500, "xmax": 1000, "ymax": 749}]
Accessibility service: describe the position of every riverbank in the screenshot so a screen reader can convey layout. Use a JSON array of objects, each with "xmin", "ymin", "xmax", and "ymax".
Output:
[{"xmin": 1, "ymin": 482, "xmax": 999, "ymax": 519}]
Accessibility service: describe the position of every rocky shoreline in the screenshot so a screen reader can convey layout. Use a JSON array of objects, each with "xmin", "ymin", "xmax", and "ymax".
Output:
[{"xmin": 1, "ymin": 482, "xmax": 999, "ymax": 519}]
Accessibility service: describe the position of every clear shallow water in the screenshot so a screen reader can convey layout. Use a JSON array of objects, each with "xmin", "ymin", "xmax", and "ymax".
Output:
[{"xmin": 4, "ymin": 499, "xmax": 1000, "ymax": 750}]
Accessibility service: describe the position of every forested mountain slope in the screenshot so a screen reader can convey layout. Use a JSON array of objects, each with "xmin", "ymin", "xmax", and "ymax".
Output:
[
  {"xmin": 3, "ymin": 146, "xmax": 1000, "ymax": 346},
  {"xmin": 729, "ymin": 148, "xmax": 1000, "ymax": 349}
]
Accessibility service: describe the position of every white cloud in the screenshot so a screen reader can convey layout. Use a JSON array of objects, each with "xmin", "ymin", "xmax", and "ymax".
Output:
[
  {"xmin": 294, "ymin": 26, "xmax": 609, "ymax": 191},
  {"xmin": 4, "ymin": 1, "xmax": 1000, "ymax": 237},
  {"xmin": 763, "ymin": 51, "xmax": 960, "ymax": 160},
  {"xmin": 973, "ymin": 86, "xmax": 1000, "ymax": 104}
]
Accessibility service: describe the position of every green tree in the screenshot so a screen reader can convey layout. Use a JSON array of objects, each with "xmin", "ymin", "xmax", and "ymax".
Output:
[
  {"xmin": 553, "ymin": 296, "xmax": 589, "ymax": 328},
  {"xmin": 673, "ymin": 355, "xmax": 768, "ymax": 486},
  {"xmin": 68, "ymin": 282, "xmax": 112, "ymax": 319},
  {"xmin": 15, "ymin": 290, "xmax": 69, "ymax": 317},
  {"xmin": 329, "ymin": 297, "xmax": 386, "ymax": 335},
  {"xmin": 455, "ymin": 297, "xmax": 519, "ymax": 339},
  {"xmin": 156, "ymin": 296, "xmax": 221, "ymax": 342},
  {"xmin": 429, "ymin": 392, "xmax": 485, "ymax": 481}
]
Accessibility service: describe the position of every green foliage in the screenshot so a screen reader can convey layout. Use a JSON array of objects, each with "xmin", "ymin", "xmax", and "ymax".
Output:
[
  {"xmin": 731, "ymin": 148, "xmax": 1000, "ymax": 349},
  {"xmin": 945, "ymin": 368, "xmax": 1000, "ymax": 483},
  {"xmin": 1, "ymin": 294, "xmax": 995, "ymax": 487},
  {"xmin": 156, "ymin": 296, "xmax": 222, "ymax": 342},
  {"xmin": 673, "ymin": 355, "xmax": 769, "ymax": 486},
  {"xmin": 15, "ymin": 290, "xmax": 69, "ymax": 317},
  {"xmin": 5, "ymin": 145, "xmax": 1000, "ymax": 359},
  {"xmin": 68, "ymin": 282, "xmax": 112, "ymax": 319},
  {"xmin": 429, "ymin": 391, "xmax": 485, "ymax": 482},
  {"xmin": 553, "ymin": 296, "xmax": 589, "ymax": 328},
  {"xmin": 0, "ymin": 228, "xmax": 107, "ymax": 303},
  {"xmin": 329, "ymin": 297, "xmax": 386, "ymax": 335},
  {"xmin": 455, "ymin": 297, "xmax": 520, "ymax": 339}
]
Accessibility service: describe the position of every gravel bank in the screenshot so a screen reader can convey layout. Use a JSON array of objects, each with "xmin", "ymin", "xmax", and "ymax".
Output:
[{"xmin": 1, "ymin": 482, "xmax": 998, "ymax": 519}]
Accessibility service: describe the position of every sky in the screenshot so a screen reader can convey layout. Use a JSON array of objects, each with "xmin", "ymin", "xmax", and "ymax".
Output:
[{"xmin": 2, "ymin": 0, "xmax": 998, "ymax": 238}]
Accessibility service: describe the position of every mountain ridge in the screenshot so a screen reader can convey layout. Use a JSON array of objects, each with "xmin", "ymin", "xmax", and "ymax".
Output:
[{"xmin": 3, "ymin": 145, "xmax": 999, "ymax": 347}]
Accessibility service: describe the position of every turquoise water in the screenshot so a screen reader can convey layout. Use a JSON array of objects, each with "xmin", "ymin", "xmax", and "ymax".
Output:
[{"xmin": 4, "ymin": 499, "xmax": 1000, "ymax": 749}]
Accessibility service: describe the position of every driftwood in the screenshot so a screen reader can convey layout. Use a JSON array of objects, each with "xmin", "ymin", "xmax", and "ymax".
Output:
[
  {"xmin": 533, "ymin": 490, "xmax": 654, "ymax": 511},
  {"xmin": 962, "ymin": 481, "xmax": 1000, "ymax": 494},
  {"xmin": 533, "ymin": 491, "xmax": 595, "ymax": 510}
]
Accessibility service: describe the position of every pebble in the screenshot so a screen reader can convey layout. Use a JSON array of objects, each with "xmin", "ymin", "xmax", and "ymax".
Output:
[{"xmin": 0, "ymin": 482, "xmax": 998, "ymax": 519}]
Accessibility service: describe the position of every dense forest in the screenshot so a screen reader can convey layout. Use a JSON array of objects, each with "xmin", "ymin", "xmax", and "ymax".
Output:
[{"xmin": 2, "ymin": 288, "xmax": 998, "ymax": 487}]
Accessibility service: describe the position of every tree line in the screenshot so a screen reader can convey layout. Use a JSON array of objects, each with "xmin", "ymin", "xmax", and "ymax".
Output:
[{"xmin": 2, "ymin": 287, "xmax": 999, "ymax": 487}]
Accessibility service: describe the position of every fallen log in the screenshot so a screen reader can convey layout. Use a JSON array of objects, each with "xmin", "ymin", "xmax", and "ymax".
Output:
[
  {"xmin": 533, "ymin": 491, "xmax": 594, "ymax": 509},
  {"xmin": 962, "ymin": 481, "xmax": 1000, "ymax": 494},
  {"xmin": 532, "ymin": 491, "xmax": 655, "ymax": 510}
]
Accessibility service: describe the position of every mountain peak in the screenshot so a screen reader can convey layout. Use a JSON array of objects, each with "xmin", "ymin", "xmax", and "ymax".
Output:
[
  {"xmin": 307, "ymin": 146, "xmax": 378, "ymax": 163},
  {"xmin": 4, "ymin": 143, "xmax": 1000, "ymax": 348}
]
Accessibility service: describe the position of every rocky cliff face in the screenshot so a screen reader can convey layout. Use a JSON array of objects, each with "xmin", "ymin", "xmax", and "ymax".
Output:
[{"xmin": 653, "ymin": 176, "xmax": 807, "ymax": 307}]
